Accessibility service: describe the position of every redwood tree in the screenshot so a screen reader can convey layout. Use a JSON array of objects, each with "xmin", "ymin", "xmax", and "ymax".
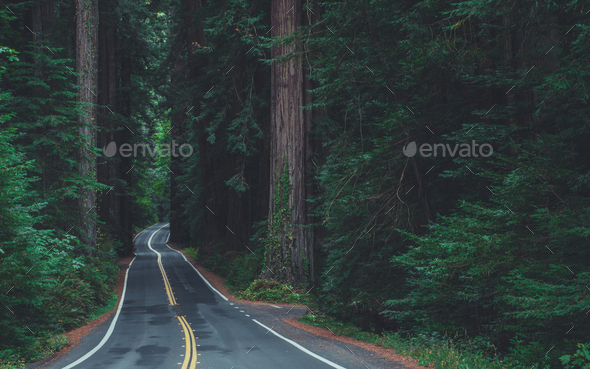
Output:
[
  {"xmin": 267, "ymin": 0, "xmax": 312, "ymax": 287},
  {"xmin": 76, "ymin": 0, "xmax": 98, "ymax": 253}
]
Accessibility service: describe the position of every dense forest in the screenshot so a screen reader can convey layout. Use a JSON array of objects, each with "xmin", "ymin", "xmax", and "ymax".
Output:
[{"xmin": 1, "ymin": 0, "xmax": 589, "ymax": 368}]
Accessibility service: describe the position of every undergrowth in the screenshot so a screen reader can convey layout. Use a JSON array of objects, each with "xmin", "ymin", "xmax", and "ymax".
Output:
[
  {"xmin": 0, "ymin": 228, "xmax": 121, "ymax": 368},
  {"xmin": 235, "ymin": 278, "xmax": 314, "ymax": 305},
  {"xmin": 298, "ymin": 312, "xmax": 550, "ymax": 369}
]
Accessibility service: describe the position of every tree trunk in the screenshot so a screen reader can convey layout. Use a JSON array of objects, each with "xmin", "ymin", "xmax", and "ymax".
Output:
[
  {"xmin": 169, "ymin": 45, "xmax": 188, "ymax": 243},
  {"xmin": 76, "ymin": 0, "xmax": 98, "ymax": 254},
  {"xmin": 120, "ymin": 24, "xmax": 134, "ymax": 252},
  {"xmin": 98, "ymin": 0, "xmax": 120, "ymax": 238},
  {"xmin": 267, "ymin": 0, "xmax": 311, "ymax": 287}
]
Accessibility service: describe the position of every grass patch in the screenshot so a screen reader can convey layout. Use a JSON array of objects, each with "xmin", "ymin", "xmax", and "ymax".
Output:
[
  {"xmin": 299, "ymin": 312, "xmax": 516, "ymax": 369},
  {"xmin": 235, "ymin": 279, "xmax": 314, "ymax": 305}
]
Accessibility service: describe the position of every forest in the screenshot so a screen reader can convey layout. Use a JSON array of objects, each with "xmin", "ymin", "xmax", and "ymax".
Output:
[{"xmin": 1, "ymin": 0, "xmax": 589, "ymax": 368}]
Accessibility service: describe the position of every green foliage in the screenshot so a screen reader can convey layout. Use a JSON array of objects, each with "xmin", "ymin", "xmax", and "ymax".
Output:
[
  {"xmin": 87, "ymin": 293, "xmax": 119, "ymax": 322},
  {"xmin": 0, "ymin": 36, "xmax": 101, "ymax": 241},
  {"xmin": 164, "ymin": 0, "xmax": 272, "ymax": 247},
  {"xmin": 561, "ymin": 343, "xmax": 590, "ymax": 369},
  {"xmin": 0, "ymin": 126, "xmax": 119, "ymax": 364},
  {"xmin": 0, "ymin": 41, "xmax": 120, "ymax": 360},
  {"xmin": 237, "ymin": 279, "xmax": 293, "ymax": 302},
  {"xmin": 201, "ymin": 247, "xmax": 264, "ymax": 292},
  {"xmin": 184, "ymin": 247, "xmax": 201, "ymax": 262},
  {"xmin": 306, "ymin": 0, "xmax": 590, "ymax": 367},
  {"xmin": 264, "ymin": 159, "xmax": 295, "ymax": 283}
]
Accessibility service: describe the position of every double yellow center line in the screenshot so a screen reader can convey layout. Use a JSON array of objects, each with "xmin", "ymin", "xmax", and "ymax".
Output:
[
  {"xmin": 178, "ymin": 315, "xmax": 197, "ymax": 369},
  {"xmin": 147, "ymin": 224, "xmax": 198, "ymax": 369}
]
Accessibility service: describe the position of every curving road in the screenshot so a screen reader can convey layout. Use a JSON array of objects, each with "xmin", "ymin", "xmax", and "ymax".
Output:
[{"xmin": 37, "ymin": 223, "xmax": 410, "ymax": 369}]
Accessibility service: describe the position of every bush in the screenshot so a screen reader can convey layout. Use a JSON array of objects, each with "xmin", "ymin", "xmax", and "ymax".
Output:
[
  {"xmin": 184, "ymin": 247, "xmax": 200, "ymax": 262},
  {"xmin": 200, "ymin": 247, "xmax": 264, "ymax": 291},
  {"xmin": 561, "ymin": 343, "xmax": 590, "ymax": 369},
  {"xmin": 237, "ymin": 279, "xmax": 293, "ymax": 302},
  {"xmin": 237, "ymin": 279, "xmax": 314, "ymax": 304}
]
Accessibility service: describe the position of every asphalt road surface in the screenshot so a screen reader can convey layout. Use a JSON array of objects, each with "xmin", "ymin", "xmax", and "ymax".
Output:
[{"xmin": 37, "ymin": 223, "xmax": 411, "ymax": 369}]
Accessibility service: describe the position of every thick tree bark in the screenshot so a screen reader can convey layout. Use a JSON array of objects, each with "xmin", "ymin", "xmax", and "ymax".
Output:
[
  {"xmin": 169, "ymin": 46, "xmax": 188, "ymax": 243},
  {"xmin": 76, "ymin": 0, "xmax": 98, "ymax": 254},
  {"xmin": 267, "ymin": 0, "xmax": 312, "ymax": 287},
  {"xmin": 119, "ymin": 25, "xmax": 134, "ymax": 252},
  {"xmin": 97, "ymin": 0, "xmax": 120, "ymax": 237},
  {"xmin": 255, "ymin": 65, "xmax": 271, "ymax": 244}
]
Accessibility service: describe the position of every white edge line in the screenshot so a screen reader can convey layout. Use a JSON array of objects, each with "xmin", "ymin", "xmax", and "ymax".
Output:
[
  {"xmin": 132, "ymin": 230, "xmax": 143, "ymax": 241},
  {"xmin": 164, "ymin": 235, "xmax": 229, "ymax": 302},
  {"xmin": 252, "ymin": 319, "xmax": 347, "ymax": 369},
  {"xmin": 63, "ymin": 254, "xmax": 137, "ymax": 369},
  {"xmin": 146, "ymin": 224, "xmax": 170, "ymax": 262},
  {"xmin": 270, "ymin": 305, "xmax": 282, "ymax": 309}
]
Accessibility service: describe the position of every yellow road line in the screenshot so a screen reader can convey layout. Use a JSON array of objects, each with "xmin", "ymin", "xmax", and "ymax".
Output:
[
  {"xmin": 159, "ymin": 262, "xmax": 177, "ymax": 305},
  {"xmin": 180, "ymin": 316, "xmax": 197, "ymax": 368},
  {"xmin": 148, "ymin": 224, "xmax": 177, "ymax": 306},
  {"xmin": 148, "ymin": 224, "xmax": 198, "ymax": 368},
  {"xmin": 178, "ymin": 316, "xmax": 191, "ymax": 369}
]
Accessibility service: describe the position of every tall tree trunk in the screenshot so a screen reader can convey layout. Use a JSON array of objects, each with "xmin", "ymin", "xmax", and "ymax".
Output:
[
  {"xmin": 169, "ymin": 44, "xmax": 188, "ymax": 243},
  {"xmin": 255, "ymin": 64, "xmax": 271, "ymax": 245},
  {"xmin": 267, "ymin": 0, "xmax": 311, "ymax": 287},
  {"xmin": 120, "ymin": 28, "xmax": 133, "ymax": 252},
  {"xmin": 76, "ymin": 0, "xmax": 98, "ymax": 254},
  {"xmin": 98, "ymin": 0, "xmax": 120, "ymax": 238}
]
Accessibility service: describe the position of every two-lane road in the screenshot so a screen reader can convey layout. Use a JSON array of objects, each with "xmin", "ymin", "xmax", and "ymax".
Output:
[{"xmin": 40, "ymin": 223, "xmax": 410, "ymax": 369}]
